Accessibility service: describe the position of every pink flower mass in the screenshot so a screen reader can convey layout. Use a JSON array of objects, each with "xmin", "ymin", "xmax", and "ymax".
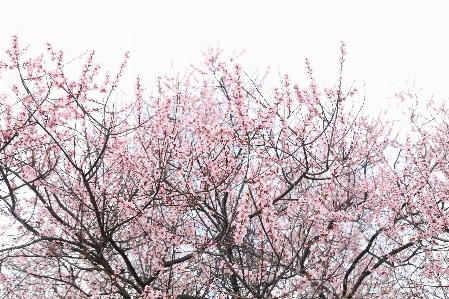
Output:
[{"xmin": 0, "ymin": 35, "xmax": 449, "ymax": 299}]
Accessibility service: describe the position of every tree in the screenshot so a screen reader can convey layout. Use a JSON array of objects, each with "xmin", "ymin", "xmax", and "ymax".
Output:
[{"xmin": 0, "ymin": 35, "xmax": 448, "ymax": 299}]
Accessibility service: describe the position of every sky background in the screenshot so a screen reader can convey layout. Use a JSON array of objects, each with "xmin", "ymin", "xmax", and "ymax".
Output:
[
  {"xmin": 0, "ymin": 0, "xmax": 448, "ymax": 286},
  {"xmin": 1, "ymin": 1, "xmax": 449, "ymax": 115}
]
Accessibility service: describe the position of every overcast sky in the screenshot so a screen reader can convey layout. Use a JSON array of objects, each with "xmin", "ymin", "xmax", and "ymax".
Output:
[{"xmin": 1, "ymin": 1, "xmax": 448, "ymax": 114}]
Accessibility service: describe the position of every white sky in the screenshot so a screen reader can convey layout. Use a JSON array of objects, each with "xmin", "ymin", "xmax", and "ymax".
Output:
[
  {"xmin": 0, "ymin": 0, "xmax": 448, "ymax": 283},
  {"xmin": 1, "ymin": 1, "xmax": 449, "ymax": 114}
]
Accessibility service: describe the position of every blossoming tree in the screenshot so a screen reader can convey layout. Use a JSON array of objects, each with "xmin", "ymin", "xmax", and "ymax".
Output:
[{"xmin": 0, "ymin": 36, "xmax": 448, "ymax": 299}]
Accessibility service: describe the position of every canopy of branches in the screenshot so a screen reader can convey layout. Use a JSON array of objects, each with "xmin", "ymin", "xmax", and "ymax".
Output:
[{"xmin": 1, "ymin": 36, "xmax": 448, "ymax": 299}]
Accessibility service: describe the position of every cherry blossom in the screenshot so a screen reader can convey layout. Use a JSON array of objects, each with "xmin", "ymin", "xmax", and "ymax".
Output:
[{"xmin": 0, "ymin": 36, "xmax": 448, "ymax": 299}]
